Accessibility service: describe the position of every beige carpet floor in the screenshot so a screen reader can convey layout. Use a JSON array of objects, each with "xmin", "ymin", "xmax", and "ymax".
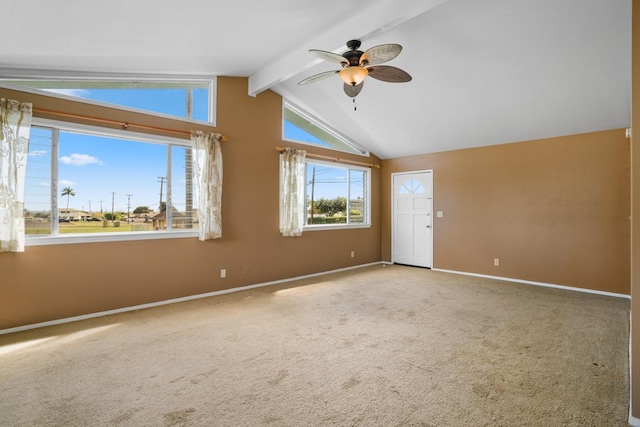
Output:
[{"xmin": 0, "ymin": 265, "xmax": 630, "ymax": 426}]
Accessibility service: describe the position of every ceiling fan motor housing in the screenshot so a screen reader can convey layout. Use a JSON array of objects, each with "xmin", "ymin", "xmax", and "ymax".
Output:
[{"xmin": 344, "ymin": 40, "xmax": 364, "ymax": 66}]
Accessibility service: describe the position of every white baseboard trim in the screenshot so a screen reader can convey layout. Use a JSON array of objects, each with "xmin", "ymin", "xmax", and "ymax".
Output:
[
  {"xmin": 0, "ymin": 262, "xmax": 383, "ymax": 336},
  {"xmin": 630, "ymin": 414, "xmax": 640, "ymax": 427},
  {"xmin": 431, "ymin": 268, "xmax": 630, "ymax": 299}
]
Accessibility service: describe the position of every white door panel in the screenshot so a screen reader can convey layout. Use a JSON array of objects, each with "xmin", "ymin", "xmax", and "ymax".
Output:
[
  {"xmin": 395, "ymin": 214, "xmax": 413, "ymax": 258},
  {"xmin": 398, "ymin": 199, "xmax": 413, "ymax": 210},
  {"xmin": 414, "ymin": 199, "xmax": 426, "ymax": 210}
]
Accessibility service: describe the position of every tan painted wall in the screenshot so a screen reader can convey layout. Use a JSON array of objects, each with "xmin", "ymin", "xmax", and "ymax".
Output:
[
  {"xmin": 631, "ymin": 0, "xmax": 640, "ymax": 419},
  {"xmin": 382, "ymin": 129, "xmax": 630, "ymax": 295},
  {"xmin": 0, "ymin": 78, "xmax": 382, "ymax": 330}
]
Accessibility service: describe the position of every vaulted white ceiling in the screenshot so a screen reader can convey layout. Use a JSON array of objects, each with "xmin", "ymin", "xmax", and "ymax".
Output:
[{"xmin": 1, "ymin": 0, "xmax": 630, "ymax": 159}]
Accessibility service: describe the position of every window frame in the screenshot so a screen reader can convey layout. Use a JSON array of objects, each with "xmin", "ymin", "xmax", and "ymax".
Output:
[
  {"xmin": 303, "ymin": 159, "xmax": 371, "ymax": 231},
  {"xmin": 25, "ymin": 118, "xmax": 199, "ymax": 246}
]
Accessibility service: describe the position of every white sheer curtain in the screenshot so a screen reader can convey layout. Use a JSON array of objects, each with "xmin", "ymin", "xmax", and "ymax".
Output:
[
  {"xmin": 0, "ymin": 99, "xmax": 33, "ymax": 253},
  {"xmin": 279, "ymin": 147, "xmax": 306, "ymax": 237},
  {"xmin": 191, "ymin": 131, "xmax": 223, "ymax": 241}
]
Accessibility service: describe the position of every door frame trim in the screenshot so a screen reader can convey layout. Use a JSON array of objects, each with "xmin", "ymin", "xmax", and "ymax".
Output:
[{"xmin": 391, "ymin": 169, "xmax": 434, "ymax": 267}]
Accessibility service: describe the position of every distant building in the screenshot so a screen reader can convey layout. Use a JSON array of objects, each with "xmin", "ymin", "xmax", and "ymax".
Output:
[
  {"xmin": 59, "ymin": 208, "xmax": 89, "ymax": 221},
  {"xmin": 150, "ymin": 207, "xmax": 197, "ymax": 230}
]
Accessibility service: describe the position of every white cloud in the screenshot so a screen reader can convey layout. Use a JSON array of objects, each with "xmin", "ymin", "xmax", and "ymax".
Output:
[
  {"xmin": 29, "ymin": 150, "xmax": 48, "ymax": 157},
  {"xmin": 39, "ymin": 181, "xmax": 50, "ymax": 187},
  {"xmin": 59, "ymin": 153, "xmax": 104, "ymax": 166},
  {"xmin": 59, "ymin": 180, "xmax": 74, "ymax": 187}
]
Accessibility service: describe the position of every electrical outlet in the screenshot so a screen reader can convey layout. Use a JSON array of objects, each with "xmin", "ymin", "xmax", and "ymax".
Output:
[
  {"xmin": 220, "ymin": 268, "xmax": 226, "ymax": 278},
  {"xmin": 351, "ymin": 251, "xmax": 355, "ymax": 258},
  {"xmin": 494, "ymin": 258, "xmax": 499, "ymax": 267}
]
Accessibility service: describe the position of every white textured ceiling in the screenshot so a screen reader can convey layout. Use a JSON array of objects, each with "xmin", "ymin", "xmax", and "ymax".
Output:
[{"xmin": 0, "ymin": 0, "xmax": 631, "ymax": 159}]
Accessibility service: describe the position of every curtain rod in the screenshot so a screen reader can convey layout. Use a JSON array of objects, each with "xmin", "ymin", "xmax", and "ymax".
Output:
[
  {"xmin": 32, "ymin": 107, "xmax": 229, "ymax": 141},
  {"xmin": 275, "ymin": 146, "xmax": 380, "ymax": 169}
]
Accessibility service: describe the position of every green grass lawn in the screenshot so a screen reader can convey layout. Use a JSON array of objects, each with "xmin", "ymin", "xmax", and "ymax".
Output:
[{"xmin": 26, "ymin": 221, "xmax": 155, "ymax": 235}]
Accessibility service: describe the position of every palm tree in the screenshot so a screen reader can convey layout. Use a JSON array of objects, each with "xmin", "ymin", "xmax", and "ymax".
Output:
[{"xmin": 61, "ymin": 187, "xmax": 75, "ymax": 218}]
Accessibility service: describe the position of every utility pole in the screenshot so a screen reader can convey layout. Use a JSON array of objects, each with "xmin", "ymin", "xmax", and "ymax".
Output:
[
  {"xmin": 158, "ymin": 177, "xmax": 166, "ymax": 212},
  {"xmin": 100, "ymin": 200, "xmax": 103, "ymax": 214},
  {"xmin": 126, "ymin": 194, "xmax": 133, "ymax": 223},
  {"xmin": 111, "ymin": 192, "xmax": 115, "ymax": 221},
  {"xmin": 88, "ymin": 200, "xmax": 91, "ymax": 214}
]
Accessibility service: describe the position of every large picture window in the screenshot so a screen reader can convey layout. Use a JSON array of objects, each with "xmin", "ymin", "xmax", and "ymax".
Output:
[
  {"xmin": 305, "ymin": 161, "xmax": 369, "ymax": 227},
  {"xmin": 24, "ymin": 123, "xmax": 198, "ymax": 243}
]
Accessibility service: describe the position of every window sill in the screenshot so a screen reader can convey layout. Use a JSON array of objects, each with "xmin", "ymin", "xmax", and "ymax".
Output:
[
  {"xmin": 303, "ymin": 224, "xmax": 371, "ymax": 232},
  {"xmin": 26, "ymin": 230, "xmax": 199, "ymax": 246}
]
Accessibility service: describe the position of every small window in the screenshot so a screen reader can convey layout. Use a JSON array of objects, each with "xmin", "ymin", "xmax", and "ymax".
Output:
[
  {"xmin": 24, "ymin": 123, "xmax": 198, "ymax": 241},
  {"xmin": 2, "ymin": 78, "xmax": 214, "ymax": 123},
  {"xmin": 399, "ymin": 179, "xmax": 425, "ymax": 194},
  {"xmin": 306, "ymin": 161, "xmax": 369, "ymax": 227},
  {"xmin": 283, "ymin": 101, "xmax": 367, "ymax": 155}
]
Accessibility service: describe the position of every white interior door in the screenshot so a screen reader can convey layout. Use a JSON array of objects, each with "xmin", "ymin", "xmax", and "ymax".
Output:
[{"xmin": 392, "ymin": 171, "xmax": 433, "ymax": 267}]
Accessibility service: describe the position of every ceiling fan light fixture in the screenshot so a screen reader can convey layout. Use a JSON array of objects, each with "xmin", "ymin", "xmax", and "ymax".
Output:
[
  {"xmin": 301, "ymin": 40, "xmax": 410, "ymax": 101},
  {"xmin": 339, "ymin": 66, "xmax": 369, "ymax": 86}
]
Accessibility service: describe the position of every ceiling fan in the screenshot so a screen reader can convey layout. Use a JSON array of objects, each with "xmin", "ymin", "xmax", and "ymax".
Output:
[{"xmin": 298, "ymin": 39, "xmax": 412, "ymax": 99}]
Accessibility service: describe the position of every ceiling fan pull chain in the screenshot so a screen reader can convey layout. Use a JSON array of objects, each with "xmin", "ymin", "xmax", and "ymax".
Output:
[{"xmin": 353, "ymin": 98, "xmax": 357, "ymax": 111}]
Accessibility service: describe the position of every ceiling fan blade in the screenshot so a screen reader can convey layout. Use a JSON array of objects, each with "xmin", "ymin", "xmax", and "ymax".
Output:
[
  {"xmin": 343, "ymin": 82, "xmax": 364, "ymax": 98},
  {"xmin": 298, "ymin": 70, "xmax": 339, "ymax": 85},
  {"xmin": 367, "ymin": 65, "xmax": 412, "ymax": 83},
  {"xmin": 359, "ymin": 44, "xmax": 402, "ymax": 66},
  {"xmin": 309, "ymin": 49, "xmax": 348, "ymax": 66}
]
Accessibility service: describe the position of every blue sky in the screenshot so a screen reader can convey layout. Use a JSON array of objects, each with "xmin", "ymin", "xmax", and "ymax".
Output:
[
  {"xmin": 58, "ymin": 132, "xmax": 168, "ymax": 213},
  {"xmin": 25, "ymin": 88, "xmax": 358, "ymax": 213}
]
